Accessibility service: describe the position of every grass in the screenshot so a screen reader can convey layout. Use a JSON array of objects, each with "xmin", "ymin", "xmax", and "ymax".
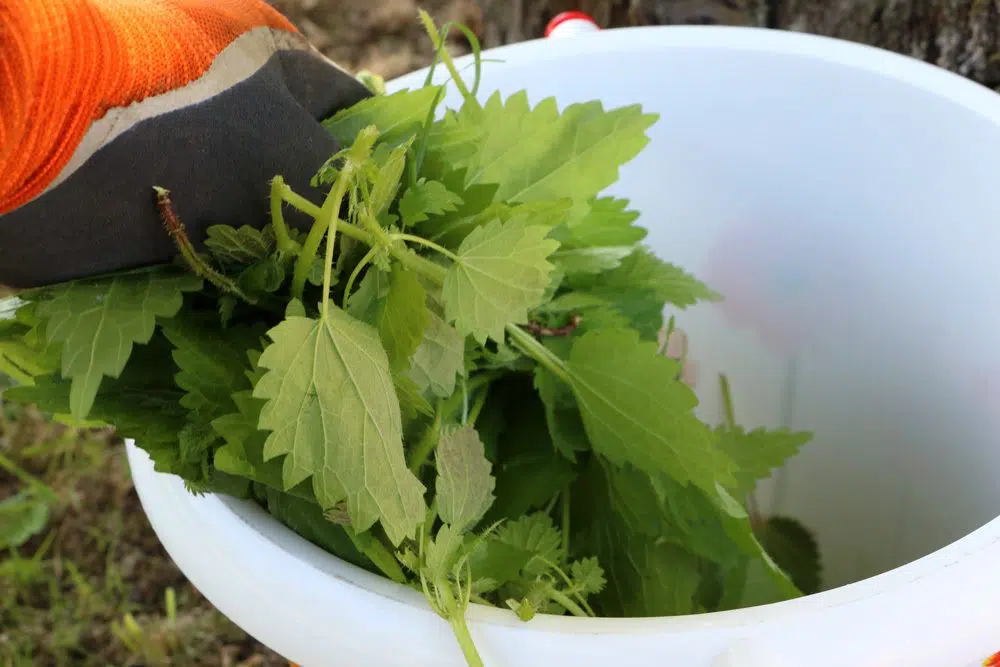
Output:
[{"xmin": 0, "ymin": 383, "xmax": 287, "ymax": 667}]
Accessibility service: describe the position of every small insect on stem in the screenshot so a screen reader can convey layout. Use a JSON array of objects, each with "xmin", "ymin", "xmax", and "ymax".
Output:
[
  {"xmin": 521, "ymin": 314, "xmax": 582, "ymax": 338},
  {"xmin": 152, "ymin": 186, "xmax": 254, "ymax": 304}
]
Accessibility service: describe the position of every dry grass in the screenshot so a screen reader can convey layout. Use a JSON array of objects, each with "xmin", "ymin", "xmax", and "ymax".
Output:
[{"xmin": 0, "ymin": 397, "xmax": 286, "ymax": 666}]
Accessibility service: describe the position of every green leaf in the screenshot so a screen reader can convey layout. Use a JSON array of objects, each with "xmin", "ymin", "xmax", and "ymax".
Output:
[
  {"xmin": 406, "ymin": 310, "xmax": 464, "ymax": 398},
  {"xmin": 0, "ymin": 494, "xmax": 49, "ymax": 550},
  {"xmin": 435, "ymin": 424, "xmax": 495, "ymax": 532},
  {"xmin": 467, "ymin": 539, "xmax": 534, "ymax": 593},
  {"xmin": 203, "ymin": 225, "xmax": 275, "ymax": 265},
  {"xmin": 374, "ymin": 268, "xmax": 430, "ymax": 372},
  {"xmin": 716, "ymin": 427, "xmax": 812, "ymax": 495},
  {"xmin": 367, "ymin": 143, "xmax": 411, "ymax": 218},
  {"xmin": 560, "ymin": 197, "xmax": 647, "ymax": 248},
  {"xmin": 261, "ymin": 487, "xmax": 372, "ymax": 572},
  {"xmin": 533, "ymin": 365, "xmax": 591, "ymax": 461},
  {"xmin": 346, "ymin": 267, "xmax": 390, "ymax": 324},
  {"xmin": 393, "ymin": 372, "xmax": 435, "ymax": 426},
  {"xmin": 237, "ymin": 256, "xmax": 286, "ymax": 296},
  {"xmin": 569, "ymin": 557, "xmax": 606, "ymax": 596},
  {"xmin": 211, "ymin": 390, "xmax": 313, "ymax": 501},
  {"xmin": 253, "ymin": 312, "xmax": 426, "ymax": 545},
  {"xmin": 443, "ymin": 92, "xmax": 658, "ymax": 206},
  {"xmin": 36, "ymin": 269, "xmax": 202, "ymax": 419},
  {"xmin": 494, "ymin": 513, "xmax": 562, "ymax": 577},
  {"xmin": 424, "ymin": 522, "xmax": 467, "ymax": 582},
  {"xmin": 603, "ymin": 527, "xmax": 703, "ymax": 616},
  {"xmin": 323, "ymin": 86, "xmax": 443, "ymax": 146},
  {"xmin": 567, "ymin": 328, "xmax": 734, "ymax": 492},
  {"xmin": 487, "ymin": 453, "xmax": 576, "ymax": 524},
  {"xmin": 411, "ymin": 168, "xmax": 498, "ymax": 243},
  {"xmin": 604, "ymin": 462, "xmax": 744, "ymax": 569},
  {"xmin": 6, "ymin": 334, "xmax": 187, "ymax": 453},
  {"xmin": 443, "ymin": 219, "xmax": 560, "ymax": 344},
  {"xmin": 551, "ymin": 246, "xmax": 634, "ymax": 276},
  {"xmin": 755, "ymin": 516, "xmax": 822, "ymax": 595},
  {"xmin": 399, "ymin": 179, "xmax": 464, "ymax": 228},
  {"xmin": 160, "ymin": 315, "xmax": 258, "ymax": 421},
  {"xmin": 572, "ymin": 247, "xmax": 720, "ymax": 309}
]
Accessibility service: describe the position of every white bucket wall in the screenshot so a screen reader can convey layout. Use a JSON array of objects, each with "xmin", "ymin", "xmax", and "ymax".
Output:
[{"xmin": 127, "ymin": 26, "xmax": 1000, "ymax": 667}]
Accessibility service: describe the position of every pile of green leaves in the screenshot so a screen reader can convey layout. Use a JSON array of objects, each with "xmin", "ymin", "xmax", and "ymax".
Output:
[{"xmin": 0, "ymin": 15, "xmax": 820, "ymax": 666}]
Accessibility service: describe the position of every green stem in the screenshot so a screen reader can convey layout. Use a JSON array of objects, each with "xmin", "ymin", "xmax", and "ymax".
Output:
[
  {"xmin": 467, "ymin": 386, "xmax": 489, "ymax": 425},
  {"xmin": 448, "ymin": 611, "xmax": 485, "ymax": 667},
  {"xmin": 408, "ymin": 408, "xmax": 442, "ymax": 473},
  {"xmin": 398, "ymin": 251, "xmax": 448, "ymax": 286},
  {"xmin": 153, "ymin": 186, "xmax": 255, "ymax": 304},
  {"xmin": 560, "ymin": 486, "xmax": 571, "ymax": 563},
  {"xmin": 720, "ymin": 373, "xmax": 761, "ymax": 524},
  {"xmin": 719, "ymin": 373, "xmax": 736, "ymax": 430},
  {"xmin": 279, "ymin": 185, "xmax": 321, "ymax": 218},
  {"xmin": 342, "ymin": 245, "xmax": 382, "ymax": 311},
  {"xmin": 506, "ymin": 324, "xmax": 573, "ymax": 385},
  {"xmin": 320, "ymin": 207, "xmax": 339, "ymax": 321},
  {"xmin": 280, "ymin": 181, "xmax": 448, "ymax": 289},
  {"xmin": 547, "ymin": 589, "xmax": 589, "ymax": 618},
  {"xmin": 418, "ymin": 11, "xmax": 474, "ymax": 104},
  {"xmin": 268, "ymin": 177, "xmax": 294, "ymax": 254},
  {"xmin": 390, "ymin": 233, "xmax": 459, "ymax": 261},
  {"xmin": 292, "ymin": 176, "xmax": 349, "ymax": 302}
]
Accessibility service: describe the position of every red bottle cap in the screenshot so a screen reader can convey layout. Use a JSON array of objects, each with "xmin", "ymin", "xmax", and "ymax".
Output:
[{"xmin": 544, "ymin": 11, "xmax": 600, "ymax": 38}]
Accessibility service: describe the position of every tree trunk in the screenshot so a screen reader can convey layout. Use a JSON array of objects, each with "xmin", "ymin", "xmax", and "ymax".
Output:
[
  {"xmin": 773, "ymin": 0, "xmax": 1000, "ymax": 88},
  {"xmin": 478, "ymin": 0, "xmax": 1000, "ymax": 88}
]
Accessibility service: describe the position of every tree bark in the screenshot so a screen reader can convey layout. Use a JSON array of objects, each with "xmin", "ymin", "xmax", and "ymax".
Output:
[
  {"xmin": 478, "ymin": 0, "xmax": 1000, "ymax": 87},
  {"xmin": 773, "ymin": 0, "xmax": 1000, "ymax": 88}
]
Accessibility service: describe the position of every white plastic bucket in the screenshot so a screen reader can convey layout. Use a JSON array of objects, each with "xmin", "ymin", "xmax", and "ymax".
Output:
[{"xmin": 126, "ymin": 25, "xmax": 1000, "ymax": 667}]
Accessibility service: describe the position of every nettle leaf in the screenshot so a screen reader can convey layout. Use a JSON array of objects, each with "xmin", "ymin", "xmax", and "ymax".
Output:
[
  {"xmin": 573, "ymin": 247, "xmax": 721, "ymax": 309},
  {"xmin": 346, "ymin": 267, "xmax": 390, "ymax": 324},
  {"xmin": 444, "ymin": 91, "xmax": 657, "ymax": 205},
  {"xmin": 487, "ymin": 452, "xmax": 576, "ymax": 524},
  {"xmin": 443, "ymin": 219, "xmax": 560, "ymax": 344},
  {"xmin": 36, "ymin": 269, "xmax": 202, "ymax": 419},
  {"xmin": 533, "ymin": 366, "xmax": 591, "ymax": 461},
  {"xmin": 262, "ymin": 487, "xmax": 371, "ymax": 572},
  {"xmin": 203, "ymin": 224, "xmax": 275, "ymax": 265},
  {"xmin": 755, "ymin": 516, "xmax": 822, "ymax": 595},
  {"xmin": 570, "ymin": 557, "xmax": 606, "ymax": 596},
  {"xmin": 406, "ymin": 309, "xmax": 464, "ymax": 398},
  {"xmin": 253, "ymin": 312, "xmax": 426, "ymax": 545},
  {"xmin": 605, "ymin": 462, "xmax": 744, "ymax": 569},
  {"xmin": 425, "ymin": 198, "xmax": 571, "ymax": 253},
  {"xmin": 716, "ymin": 426, "xmax": 812, "ymax": 496},
  {"xmin": 435, "ymin": 424, "xmax": 495, "ymax": 532},
  {"xmin": 399, "ymin": 179, "xmax": 464, "ymax": 228},
  {"xmin": 160, "ymin": 315, "xmax": 258, "ymax": 420},
  {"xmin": 367, "ymin": 142, "xmax": 411, "ymax": 218},
  {"xmin": 600, "ymin": 521, "xmax": 703, "ymax": 617},
  {"xmin": 374, "ymin": 267, "xmax": 430, "ymax": 372},
  {"xmin": 494, "ymin": 513, "xmax": 562, "ymax": 577},
  {"xmin": 551, "ymin": 246, "xmax": 634, "ymax": 276},
  {"xmin": 424, "ymin": 522, "xmax": 468, "ymax": 582},
  {"xmin": 567, "ymin": 328, "xmax": 734, "ymax": 492},
  {"xmin": 559, "ymin": 197, "xmax": 647, "ymax": 249},
  {"xmin": 323, "ymin": 86, "xmax": 442, "ymax": 146}
]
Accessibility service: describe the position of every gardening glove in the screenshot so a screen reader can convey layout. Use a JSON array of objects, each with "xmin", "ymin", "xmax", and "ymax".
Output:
[{"xmin": 0, "ymin": 0, "xmax": 372, "ymax": 289}]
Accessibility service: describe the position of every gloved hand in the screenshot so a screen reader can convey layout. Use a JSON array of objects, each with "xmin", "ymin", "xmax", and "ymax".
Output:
[{"xmin": 0, "ymin": 0, "xmax": 372, "ymax": 288}]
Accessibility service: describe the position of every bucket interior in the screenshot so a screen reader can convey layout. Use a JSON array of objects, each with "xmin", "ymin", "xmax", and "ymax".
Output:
[{"xmin": 412, "ymin": 30, "xmax": 1000, "ymax": 591}]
